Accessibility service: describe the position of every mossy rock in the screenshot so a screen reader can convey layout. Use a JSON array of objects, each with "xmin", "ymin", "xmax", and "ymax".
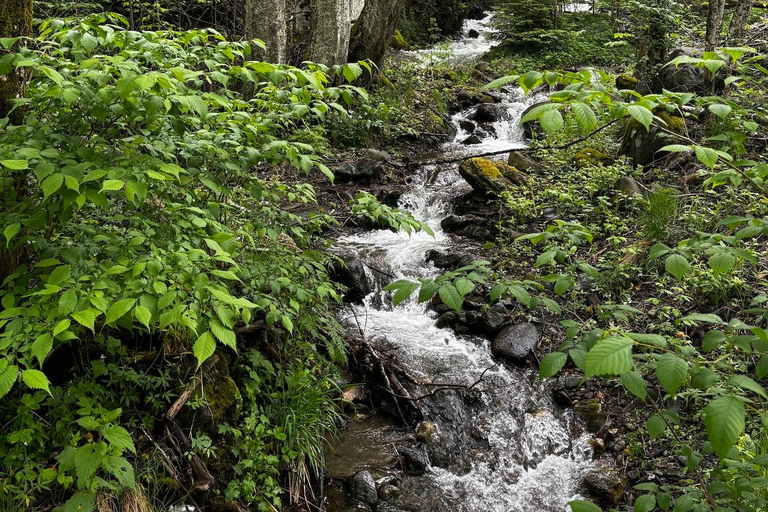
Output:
[
  {"xmin": 619, "ymin": 110, "xmax": 686, "ymax": 166},
  {"xmin": 178, "ymin": 356, "xmax": 240, "ymax": 433},
  {"xmin": 458, "ymin": 157, "xmax": 528, "ymax": 195},
  {"xmin": 573, "ymin": 148, "xmax": 612, "ymax": 168},
  {"xmin": 615, "ymin": 74, "xmax": 637, "ymax": 90},
  {"xmin": 392, "ymin": 29, "xmax": 410, "ymax": 50}
]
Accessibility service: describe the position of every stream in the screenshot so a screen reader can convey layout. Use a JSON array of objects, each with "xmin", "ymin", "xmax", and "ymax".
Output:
[{"xmin": 326, "ymin": 13, "xmax": 593, "ymax": 512}]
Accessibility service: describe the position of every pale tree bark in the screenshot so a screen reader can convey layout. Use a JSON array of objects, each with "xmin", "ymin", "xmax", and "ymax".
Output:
[
  {"xmin": 705, "ymin": 0, "xmax": 727, "ymax": 51},
  {"xmin": 348, "ymin": 0, "xmax": 407, "ymax": 68},
  {"xmin": 309, "ymin": 0, "xmax": 351, "ymax": 66},
  {"xmin": 727, "ymin": 0, "xmax": 753, "ymax": 42},
  {"xmin": 0, "ymin": 0, "xmax": 32, "ymax": 284},
  {"xmin": 245, "ymin": 0, "xmax": 287, "ymax": 63}
]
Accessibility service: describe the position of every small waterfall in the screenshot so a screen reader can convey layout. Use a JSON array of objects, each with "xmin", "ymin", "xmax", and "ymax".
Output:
[{"xmin": 331, "ymin": 14, "xmax": 592, "ymax": 512}]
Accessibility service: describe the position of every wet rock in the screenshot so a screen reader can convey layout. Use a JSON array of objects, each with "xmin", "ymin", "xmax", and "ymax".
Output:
[
  {"xmin": 470, "ymin": 103, "xmax": 507, "ymax": 123},
  {"xmin": 615, "ymin": 74, "xmax": 638, "ymax": 90},
  {"xmin": 461, "ymin": 134, "xmax": 483, "ymax": 145},
  {"xmin": 475, "ymin": 61, "xmax": 491, "ymax": 73},
  {"xmin": 507, "ymin": 151, "xmax": 545, "ymax": 174},
  {"xmin": 342, "ymin": 385, "xmax": 366, "ymax": 404},
  {"xmin": 582, "ymin": 468, "xmax": 625, "ymax": 507},
  {"xmin": 440, "ymin": 214, "xmax": 493, "ymax": 239},
  {"xmin": 519, "ymin": 101, "xmax": 550, "ymax": 138},
  {"xmin": 481, "ymin": 302, "xmax": 510, "ymax": 333},
  {"xmin": 659, "ymin": 47, "xmax": 706, "ymax": 92},
  {"xmin": 573, "ymin": 148, "xmax": 612, "ymax": 168},
  {"xmin": 491, "ymin": 322, "xmax": 539, "ymax": 365},
  {"xmin": 336, "ymin": 149, "xmax": 395, "ymax": 182},
  {"xmin": 459, "ymin": 119, "xmax": 476, "ymax": 133},
  {"xmin": 589, "ymin": 437, "xmax": 606, "ymax": 456},
  {"xmin": 574, "ymin": 399, "xmax": 609, "ymax": 433},
  {"xmin": 552, "ymin": 389, "xmax": 573, "ymax": 408},
  {"xmin": 332, "ymin": 257, "xmax": 371, "ymax": 304},
  {"xmin": 615, "ymin": 176, "xmax": 642, "ymax": 197},
  {"xmin": 468, "ymin": 28, "xmax": 480, "ymax": 38},
  {"xmin": 416, "ymin": 421, "xmax": 436, "ymax": 444},
  {"xmin": 347, "ymin": 470, "xmax": 378, "ymax": 505},
  {"xmin": 557, "ymin": 373, "xmax": 581, "ymax": 389},
  {"xmin": 378, "ymin": 483, "xmax": 402, "ymax": 502},
  {"xmin": 399, "ymin": 444, "xmax": 430, "ymax": 475},
  {"xmin": 425, "ymin": 250, "xmax": 463, "ymax": 269},
  {"xmin": 458, "ymin": 157, "xmax": 528, "ymax": 195},
  {"xmin": 335, "ymin": 162, "xmax": 372, "ymax": 182},
  {"xmin": 452, "ymin": 87, "xmax": 485, "ymax": 112},
  {"xmin": 435, "ymin": 311, "xmax": 459, "ymax": 329},
  {"xmin": 619, "ymin": 111, "xmax": 686, "ymax": 166}
]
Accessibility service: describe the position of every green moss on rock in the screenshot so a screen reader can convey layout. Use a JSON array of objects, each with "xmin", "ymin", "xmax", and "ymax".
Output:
[
  {"xmin": 458, "ymin": 157, "xmax": 528, "ymax": 195},
  {"xmin": 615, "ymin": 74, "xmax": 638, "ymax": 90},
  {"xmin": 573, "ymin": 148, "xmax": 612, "ymax": 168},
  {"xmin": 392, "ymin": 29, "xmax": 410, "ymax": 50}
]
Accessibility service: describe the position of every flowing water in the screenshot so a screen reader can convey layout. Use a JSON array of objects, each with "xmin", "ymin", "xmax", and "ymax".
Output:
[{"xmin": 329, "ymin": 14, "xmax": 593, "ymax": 512}]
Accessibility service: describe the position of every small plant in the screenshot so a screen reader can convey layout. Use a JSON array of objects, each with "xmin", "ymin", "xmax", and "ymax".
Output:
[{"xmin": 641, "ymin": 187, "xmax": 679, "ymax": 241}]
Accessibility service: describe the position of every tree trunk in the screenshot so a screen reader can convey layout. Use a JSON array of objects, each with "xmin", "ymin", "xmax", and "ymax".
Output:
[
  {"xmin": 727, "ymin": 0, "xmax": 752, "ymax": 42},
  {"xmin": 309, "ymin": 0, "xmax": 351, "ymax": 66},
  {"xmin": 705, "ymin": 0, "xmax": 727, "ymax": 51},
  {"xmin": 635, "ymin": 0, "xmax": 668, "ymax": 95},
  {"xmin": 0, "ymin": 0, "xmax": 32, "ymax": 285},
  {"xmin": 244, "ymin": 0, "xmax": 287, "ymax": 63},
  {"xmin": 348, "ymin": 0, "xmax": 407, "ymax": 68}
]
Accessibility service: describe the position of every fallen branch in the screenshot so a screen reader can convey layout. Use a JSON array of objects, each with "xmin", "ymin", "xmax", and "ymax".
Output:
[{"xmin": 379, "ymin": 364, "xmax": 497, "ymax": 402}]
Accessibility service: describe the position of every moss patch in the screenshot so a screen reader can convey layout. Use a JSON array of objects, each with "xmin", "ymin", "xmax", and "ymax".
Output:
[{"xmin": 574, "ymin": 148, "xmax": 612, "ymax": 168}]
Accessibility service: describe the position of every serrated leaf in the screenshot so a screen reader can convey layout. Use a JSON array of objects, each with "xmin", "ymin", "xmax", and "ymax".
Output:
[
  {"xmin": 656, "ymin": 353, "xmax": 688, "ymax": 395},
  {"xmin": 210, "ymin": 319, "xmax": 236, "ymax": 349},
  {"xmin": 539, "ymin": 352, "xmax": 567, "ymax": 379},
  {"xmin": 74, "ymin": 443, "xmax": 104, "ymax": 486},
  {"xmin": 665, "ymin": 253, "xmax": 690, "ymax": 280},
  {"xmin": 0, "ymin": 159, "xmax": 28, "ymax": 170},
  {"xmin": 61, "ymin": 491, "xmax": 96, "ymax": 512},
  {"xmin": 105, "ymin": 299, "xmax": 136, "ymax": 324},
  {"xmin": 626, "ymin": 332, "xmax": 667, "ymax": 347},
  {"xmin": 621, "ymin": 371, "xmax": 647, "ymax": 400},
  {"xmin": 648, "ymin": 242, "xmax": 672, "ymax": 260},
  {"xmin": 42, "ymin": 173, "xmax": 64, "ymax": 200},
  {"xmin": 678, "ymin": 313, "xmax": 725, "ymax": 325},
  {"xmin": 418, "ymin": 281, "xmax": 439, "ymax": 303},
  {"xmin": 702, "ymin": 329, "xmax": 727, "ymax": 352},
  {"xmin": 585, "ymin": 337, "xmax": 633, "ymax": 377},
  {"xmin": 72, "ymin": 308, "xmax": 100, "ymax": 331},
  {"xmin": 0, "ymin": 363, "xmax": 18, "ymax": 398},
  {"xmin": 103, "ymin": 455, "xmax": 135, "ymax": 488},
  {"xmin": 569, "ymin": 500, "xmax": 602, "ymax": 512},
  {"xmin": 103, "ymin": 425, "xmax": 136, "ymax": 453},
  {"xmin": 705, "ymin": 395, "xmax": 745, "ymax": 459},
  {"xmin": 540, "ymin": 108, "xmax": 564, "ymax": 134},
  {"xmin": 101, "ymin": 179, "xmax": 125, "ymax": 192},
  {"xmin": 193, "ymin": 332, "xmax": 216, "ymax": 368},
  {"xmin": 647, "ymin": 413, "xmax": 666, "ymax": 439},
  {"xmin": 708, "ymin": 250, "xmax": 736, "ymax": 273},
  {"xmin": 659, "ymin": 144, "xmax": 692, "ymax": 153},
  {"xmin": 728, "ymin": 375, "xmax": 768, "ymax": 399},
  {"xmin": 694, "ymin": 145, "xmax": 719, "ymax": 168},
  {"xmin": 634, "ymin": 494, "xmax": 656, "ymax": 512},
  {"xmin": 454, "ymin": 277, "xmax": 475, "ymax": 297},
  {"xmin": 134, "ymin": 305, "xmax": 152, "ymax": 328},
  {"xmin": 708, "ymin": 103, "xmax": 732, "ymax": 119},
  {"xmin": 692, "ymin": 367, "xmax": 720, "ymax": 389},
  {"xmin": 391, "ymin": 280, "xmax": 419, "ymax": 307},
  {"xmin": 673, "ymin": 493, "xmax": 694, "ymax": 512},
  {"xmin": 438, "ymin": 284, "xmax": 463, "ymax": 312},
  {"xmin": 31, "ymin": 333, "xmax": 53, "ymax": 365},
  {"xmin": 536, "ymin": 251, "xmax": 556, "ymax": 268},
  {"xmin": 21, "ymin": 369, "xmax": 51, "ymax": 394},
  {"xmin": 59, "ymin": 289, "xmax": 78, "ymax": 316},
  {"xmin": 627, "ymin": 104, "xmax": 653, "ymax": 130},
  {"xmin": 571, "ymin": 102, "xmax": 598, "ymax": 132}
]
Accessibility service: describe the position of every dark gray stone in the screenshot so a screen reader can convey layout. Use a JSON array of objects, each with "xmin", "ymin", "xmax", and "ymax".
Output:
[
  {"xmin": 332, "ymin": 258, "xmax": 370, "ymax": 304},
  {"xmin": 481, "ymin": 302, "xmax": 510, "ymax": 333},
  {"xmin": 347, "ymin": 470, "xmax": 378, "ymax": 505},
  {"xmin": 468, "ymin": 28, "xmax": 480, "ymax": 38},
  {"xmin": 435, "ymin": 311, "xmax": 459, "ymax": 329},
  {"xmin": 582, "ymin": 468, "xmax": 625, "ymax": 507},
  {"xmin": 615, "ymin": 176, "xmax": 642, "ymax": 196},
  {"xmin": 659, "ymin": 48, "xmax": 706, "ymax": 92},
  {"xmin": 507, "ymin": 151, "xmax": 545, "ymax": 174},
  {"xmin": 378, "ymin": 483, "xmax": 402, "ymax": 502},
  {"xmin": 399, "ymin": 444, "xmax": 430, "ymax": 476},
  {"xmin": 491, "ymin": 322, "xmax": 540, "ymax": 365},
  {"xmin": 459, "ymin": 119, "xmax": 476, "ymax": 133},
  {"xmin": 470, "ymin": 103, "xmax": 507, "ymax": 123},
  {"xmin": 440, "ymin": 214, "xmax": 493, "ymax": 239},
  {"xmin": 461, "ymin": 134, "xmax": 483, "ymax": 145}
]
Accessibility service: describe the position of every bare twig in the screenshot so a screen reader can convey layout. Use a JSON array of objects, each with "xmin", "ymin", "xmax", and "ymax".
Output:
[{"xmin": 379, "ymin": 364, "xmax": 497, "ymax": 402}]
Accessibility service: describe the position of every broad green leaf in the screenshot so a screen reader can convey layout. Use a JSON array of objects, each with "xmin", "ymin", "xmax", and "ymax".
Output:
[
  {"xmin": 42, "ymin": 173, "xmax": 64, "ymax": 200},
  {"xmin": 391, "ymin": 281, "xmax": 419, "ymax": 307},
  {"xmin": 634, "ymin": 494, "xmax": 656, "ymax": 512},
  {"xmin": 728, "ymin": 375, "xmax": 768, "ymax": 399},
  {"xmin": 103, "ymin": 455, "xmax": 136, "ymax": 488},
  {"xmin": 0, "ymin": 363, "xmax": 18, "ymax": 398},
  {"xmin": 694, "ymin": 146, "xmax": 718, "ymax": 168},
  {"xmin": 101, "ymin": 179, "xmax": 125, "ymax": 192},
  {"xmin": 3, "ymin": 223, "xmax": 20, "ymax": 247},
  {"xmin": 61, "ymin": 492, "xmax": 96, "ymax": 512},
  {"xmin": 705, "ymin": 395, "xmax": 745, "ymax": 458},
  {"xmin": 691, "ymin": 367, "xmax": 720, "ymax": 389},
  {"xmin": 659, "ymin": 144, "xmax": 692, "ymax": 153},
  {"xmin": 656, "ymin": 353, "xmax": 688, "ymax": 395},
  {"xmin": 540, "ymin": 109, "xmax": 564, "ymax": 134},
  {"xmin": 454, "ymin": 277, "xmax": 475, "ymax": 297},
  {"xmin": 585, "ymin": 337, "xmax": 633, "ymax": 377},
  {"xmin": 21, "ymin": 369, "xmax": 51, "ymax": 394},
  {"xmin": 31, "ymin": 333, "xmax": 53, "ymax": 364},
  {"xmin": 74, "ymin": 443, "xmax": 104, "ymax": 485},
  {"xmin": 708, "ymin": 250, "xmax": 736, "ymax": 273},
  {"xmin": 520, "ymin": 103, "xmax": 559, "ymax": 124},
  {"xmin": 103, "ymin": 425, "xmax": 136, "ymax": 453},
  {"xmin": 674, "ymin": 494, "xmax": 694, "ymax": 512},
  {"xmin": 539, "ymin": 352, "xmax": 567, "ymax": 379},
  {"xmin": 0, "ymin": 159, "xmax": 28, "ymax": 170},
  {"xmin": 626, "ymin": 332, "xmax": 667, "ymax": 347},
  {"xmin": 678, "ymin": 313, "xmax": 725, "ymax": 325},
  {"xmin": 438, "ymin": 284, "xmax": 463, "ymax": 312},
  {"xmin": 621, "ymin": 371, "xmax": 647, "ymax": 400},
  {"xmin": 72, "ymin": 308, "xmax": 100, "ymax": 331},
  {"xmin": 569, "ymin": 500, "xmax": 602, "ymax": 512},
  {"xmin": 665, "ymin": 254, "xmax": 690, "ymax": 280},
  {"xmin": 627, "ymin": 104, "xmax": 653, "ymax": 130},
  {"xmin": 106, "ymin": 299, "xmax": 136, "ymax": 324},
  {"xmin": 648, "ymin": 242, "xmax": 671, "ymax": 260},
  {"xmin": 647, "ymin": 414, "xmax": 666, "ymax": 439},
  {"xmin": 193, "ymin": 331, "xmax": 216, "ymax": 368},
  {"xmin": 571, "ymin": 102, "xmax": 598, "ymax": 132},
  {"xmin": 134, "ymin": 306, "xmax": 152, "ymax": 328},
  {"xmin": 210, "ymin": 318, "xmax": 236, "ymax": 349},
  {"xmin": 708, "ymin": 103, "xmax": 732, "ymax": 119}
]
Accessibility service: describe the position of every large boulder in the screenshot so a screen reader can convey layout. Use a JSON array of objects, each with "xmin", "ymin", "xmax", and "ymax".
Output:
[
  {"xmin": 470, "ymin": 103, "xmax": 508, "ymax": 123},
  {"xmin": 659, "ymin": 47, "xmax": 706, "ymax": 92},
  {"xmin": 347, "ymin": 470, "xmax": 378, "ymax": 505},
  {"xmin": 619, "ymin": 111, "xmax": 685, "ymax": 166},
  {"xmin": 440, "ymin": 214, "xmax": 493, "ymax": 239},
  {"xmin": 491, "ymin": 322, "xmax": 540, "ymax": 365},
  {"xmin": 331, "ymin": 257, "xmax": 371, "ymax": 303},
  {"xmin": 573, "ymin": 148, "xmax": 612, "ymax": 168},
  {"xmin": 336, "ymin": 149, "xmax": 397, "ymax": 182},
  {"xmin": 581, "ymin": 468, "xmax": 625, "ymax": 507},
  {"xmin": 398, "ymin": 444, "xmax": 430, "ymax": 475},
  {"xmin": 507, "ymin": 151, "xmax": 545, "ymax": 174},
  {"xmin": 458, "ymin": 157, "xmax": 528, "ymax": 195}
]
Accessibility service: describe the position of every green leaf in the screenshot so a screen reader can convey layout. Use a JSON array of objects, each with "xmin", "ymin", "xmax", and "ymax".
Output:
[
  {"xmin": 3, "ymin": 223, "xmax": 20, "ymax": 247},
  {"xmin": 193, "ymin": 332, "xmax": 216, "ymax": 368},
  {"xmin": 648, "ymin": 243, "xmax": 671, "ymax": 260},
  {"xmin": 702, "ymin": 329, "xmax": 727, "ymax": 352},
  {"xmin": 454, "ymin": 277, "xmax": 475, "ymax": 297},
  {"xmin": 585, "ymin": 337, "xmax": 633, "ymax": 377},
  {"xmin": 74, "ymin": 443, "xmax": 104, "ymax": 486},
  {"xmin": 621, "ymin": 371, "xmax": 647, "ymax": 400},
  {"xmin": 209, "ymin": 318, "xmax": 236, "ymax": 349},
  {"xmin": 103, "ymin": 425, "xmax": 136, "ymax": 453},
  {"xmin": 571, "ymin": 102, "xmax": 598, "ymax": 132},
  {"xmin": 31, "ymin": 333, "xmax": 53, "ymax": 365},
  {"xmin": 59, "ymin": 289, "xmax": 78, "ymax": 316},
  {"xmin": 536, "ymin": 251, "xmax": 556, "ymax": 268},
  {"xmin": 647, "ymin": 414, "xmax": 666, "ymax": 439},
  {"xmin": 0, "ymin": 159, "xmax": 28, "ymax": 170},
  {"xmin": 691, "ymin": 367, "xmax": 720, "ymax": 389},
  {"xmin": 627, "ymin": 104, "xmax": 653, "ymax": 130},
  {"xmin": 708, "ymin": 250, "xmax": 736, "ymax": 274},
  {"xmin": 708, "ymin": 103, "xmax": 732, "ymax": 119},
  {"xmin": 634, "ymin": 494, "xmax": 656, "ymax": 512},
  {"xmin": 103, "ymin": 455, "xmax": 136, "ymax": 488},
  {"xmin": 61, "ymin": 492, "xmax": 96, "ymax": 512},
  {"xmin": 540, "ymin": 108, "xmax": 564, "ymax": 134},
  {"xmin": 659, "ymin": 144, "xmax": 692, "ymax": 153},
  {"xmin": 665, "ymin": 253, "xmax": 690, "ymax": 280},
  {"xmin": 569, "ymin": 500, "xmax": 602, "ymax": 512},
  {"xmin": 705, "ymin": 395, "xmax": 745, "ymax": 459},
  {"xmin": 656, "ymin": 353, "xmax": 688, "ymax": 395},
  {"xmin": 539, "ymin": 352, "xmax": 567, "ymax": 379},
  {"xmin": 673, "ymin": 494, "xmax": 694, "ymax": 512},
  {"xmin": 105, "ymin": 298, "xmax": 136, "ymax": 324},
  {"xmin": 21, "ymin": 369, "xmax": 51, "ymax": 394},
  {"xmin": 438, "ymin": 284, "xmax": 463, "ymax": 312},
  {"xmin": 72, "ymin": 308, "xmax": 100, "ymax": 331},
  {"xmin": 728, "ymin": 375, "xmax": 768, "ymax": 399},
  {"xmin": 626, "ymin": 332, "xmax": 667, "ymax": 347},
  {"xmin": 101, "ymin": 179, "xmax": 125, "ymax": 192},
  {"xmin": 390, "ymin": 280, "xmax": 419, "ymax": 307},
  {"xmin": 694, "ymin": 146, "xmax": 718, "ymax": 168},
  {"xmin": 134, "ymin": 306, "xmax": 152, "ymax": 328},
  {"xmin": 0, "ymin": 363, "xmax": 18, "ymax": 398},
  {"xmin": 42, "ymin": 173, "xmax": 64, "ymax": 200},
  {"xmin": 678, "ymin": 313, "xmax": 725, "ymax": 325}
]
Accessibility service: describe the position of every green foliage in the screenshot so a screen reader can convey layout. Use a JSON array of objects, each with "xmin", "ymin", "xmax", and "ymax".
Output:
[{"xmin": 641, "ymin": 187, "xmax": 679, "ymax": 241}]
